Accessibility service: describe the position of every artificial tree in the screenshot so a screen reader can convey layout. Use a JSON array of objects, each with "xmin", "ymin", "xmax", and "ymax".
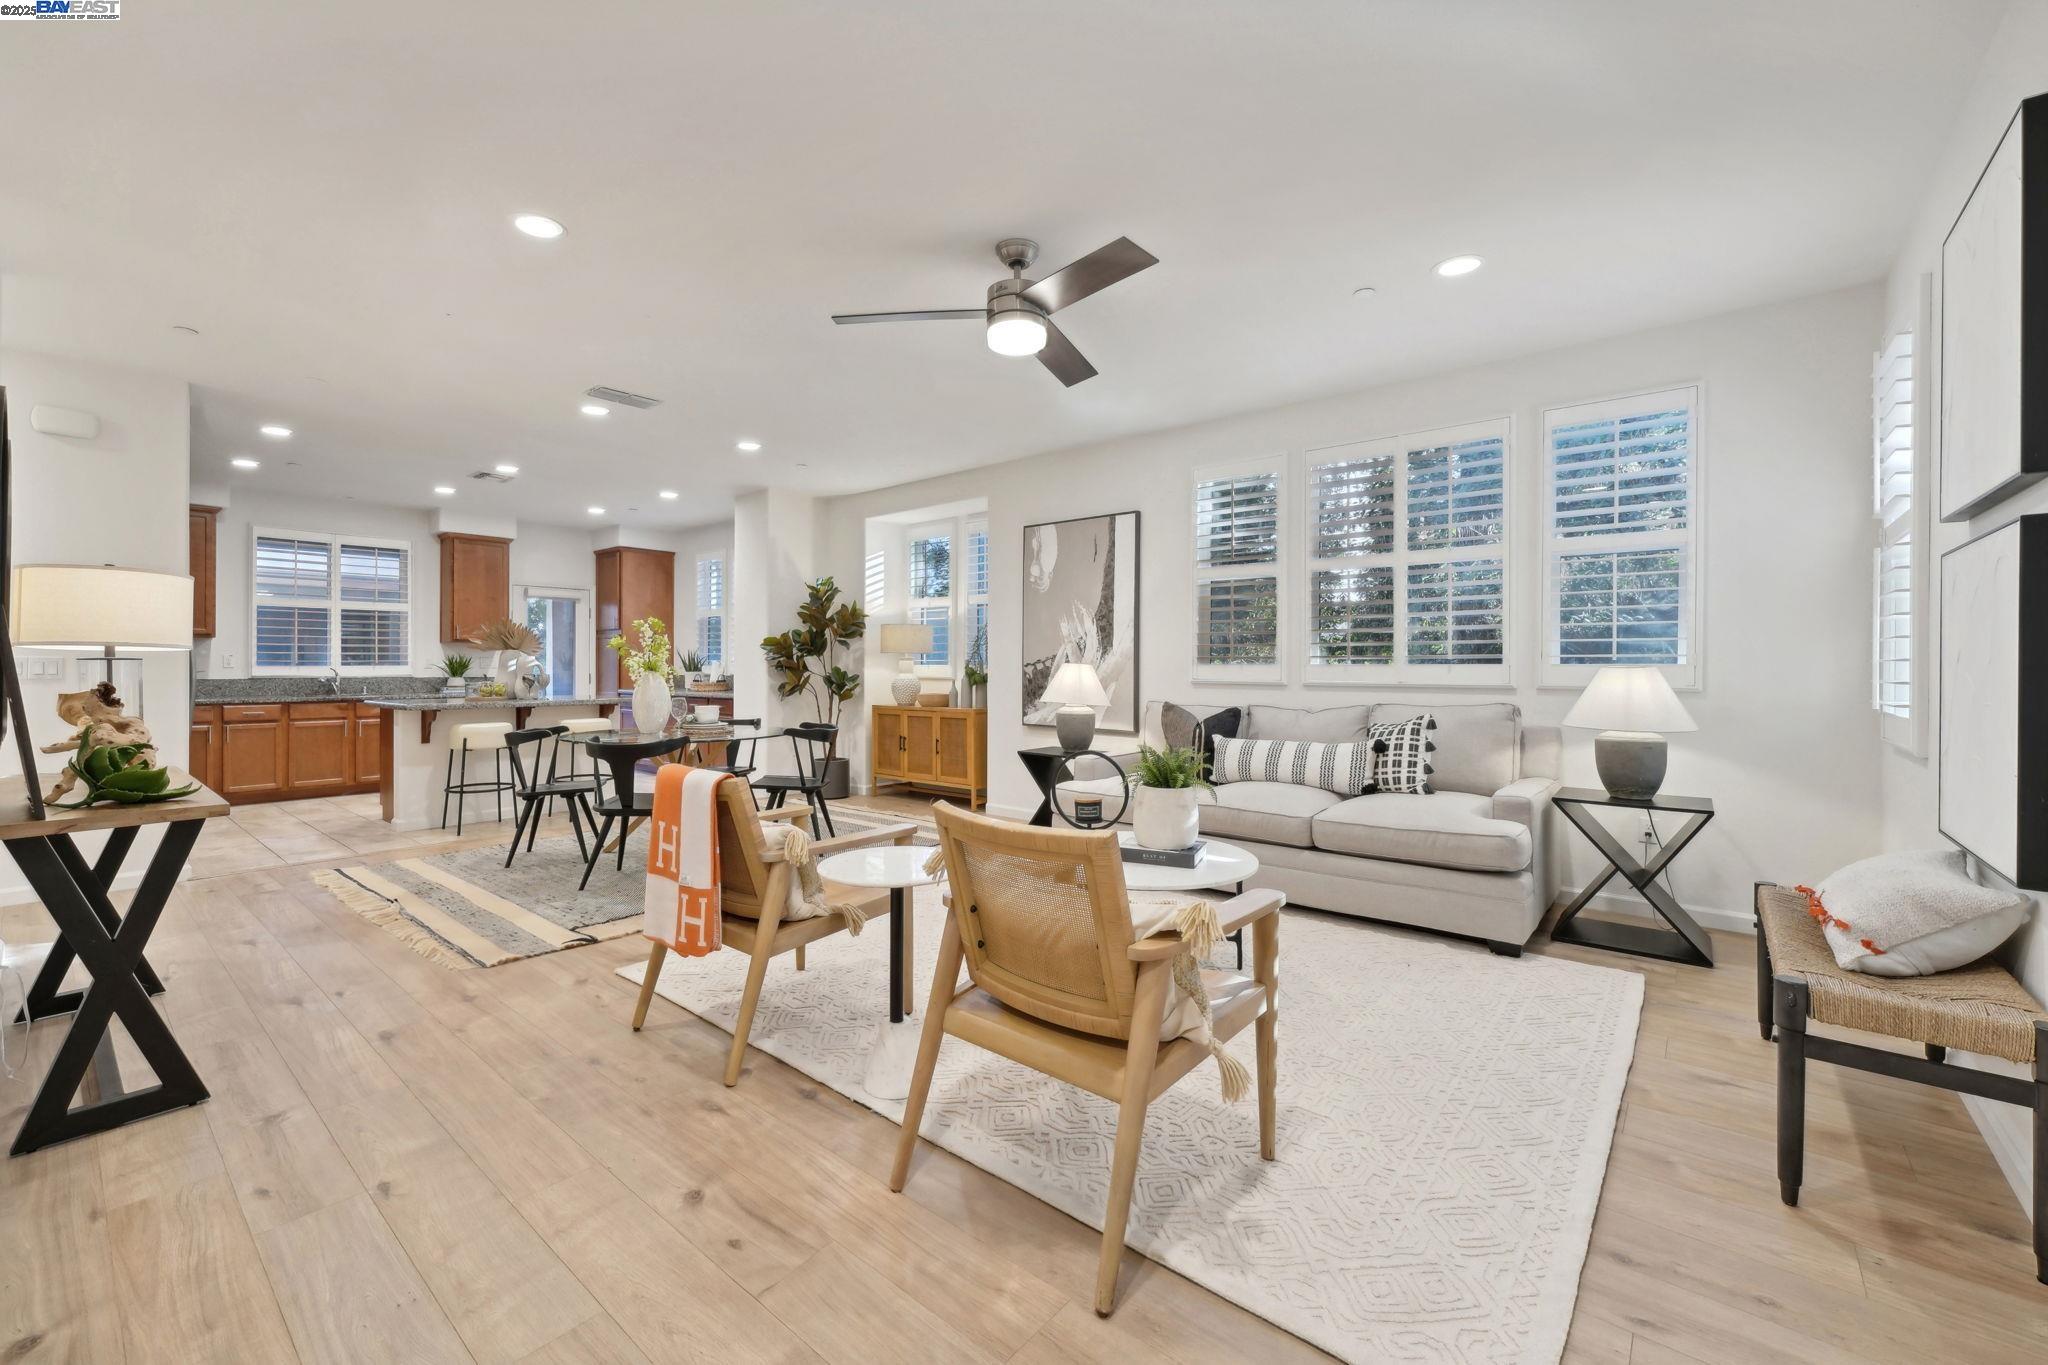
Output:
[{"xmin": 760, "ymin": 576, "xmax": 867, "ymax": 761}]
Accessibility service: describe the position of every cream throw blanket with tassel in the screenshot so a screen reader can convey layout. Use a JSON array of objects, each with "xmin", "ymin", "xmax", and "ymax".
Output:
[{"xmin": 759, "ymin": 821, "xmax": 869, "ymax": 932}]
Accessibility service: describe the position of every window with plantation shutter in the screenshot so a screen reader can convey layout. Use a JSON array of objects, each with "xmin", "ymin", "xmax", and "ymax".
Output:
[
  {"xmin": 695, "ymin": 554, "xmax": 725, "ymax": 665},
  {"xmin": 964, "ymin": 518, "xmax": 988, "ymax": 671},
  {"xmin": 253, "ymin": 529, "xmax": 410, "ymax": 672},
  {"xmin": 1305, "ymin": 421, "xmax": 1509, "ymax": 683},
  {"xmin": 1194, "ymin": 462, "xmax": 1283, "ymax": 677},
  {"xmin": 908, "ymin": 524, "xmax": 953, "ymax": 666},
  {"xmin": 1872, "ymin": 278, "xmax": 1930, "ymax": 754},
  {"xmin": 1540, "ymin": 387, "xmax": 1700, "ymax": 687}
]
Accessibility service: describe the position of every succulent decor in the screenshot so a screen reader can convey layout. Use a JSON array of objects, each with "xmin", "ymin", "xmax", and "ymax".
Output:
[
  {"xmin": 53, "ymin": 725, "xmax": 199, "ymax": 808},
  {"xmin": 760, "ymin": 577, "xmax": 866, "ymax": 761}
]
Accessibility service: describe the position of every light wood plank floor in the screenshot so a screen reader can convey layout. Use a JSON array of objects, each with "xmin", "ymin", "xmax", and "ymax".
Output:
[{"xmin": 2, "ymin": 791, "xmax": 2043, "ymax": 1364}]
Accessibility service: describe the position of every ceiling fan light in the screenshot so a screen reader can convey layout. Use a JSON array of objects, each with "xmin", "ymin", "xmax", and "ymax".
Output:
[{"xmin": 986, "ymin": 312, "xmax": 1048, "ymax": 357}]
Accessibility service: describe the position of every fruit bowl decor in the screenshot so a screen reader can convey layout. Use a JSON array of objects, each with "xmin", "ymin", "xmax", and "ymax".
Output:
[{"xmin": 53, "ymin": 725, "xmax": 199, "ymax": 808}]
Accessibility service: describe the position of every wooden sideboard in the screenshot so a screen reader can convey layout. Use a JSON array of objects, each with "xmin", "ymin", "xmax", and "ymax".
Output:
[{"xmin": 870, "ymin": 705, "xmax": 986, "ymax": 809}]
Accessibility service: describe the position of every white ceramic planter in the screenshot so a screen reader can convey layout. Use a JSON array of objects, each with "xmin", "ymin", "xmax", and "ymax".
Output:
[
  {"xmin": 632, "ymin": 673, "xmax": 674, "ymax": 734},
  {"xmin": 1131, "ymin": 785, "xmax": 1200, "ymax": 851}
]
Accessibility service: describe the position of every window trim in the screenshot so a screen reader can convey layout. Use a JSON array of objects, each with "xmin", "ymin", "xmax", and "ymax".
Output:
[
  {"xmin": 1536, "ymin": 383, "xmax": 1706, "ymax": 691},
  {"xmin": 1875, "ymin": 275, "xmax": 1932, "ymax": 756},
  {"xmin": 1191, "ymin": 454, "xmax": 1288, "ymax": 686},
  {"xmin": 964, "ymin": 516, "xmax": 989, "ymax": 677},
  {"xmin": 906, "ymin": 520, "xmax": 955, "ymax": 669},
  {"xmin": 250, "ymin": 525, "xmax": 414, "ymax": 675},
  {"xmin": 1302, "ymin": 416, "xmax": 1514, "ymax": 688}
]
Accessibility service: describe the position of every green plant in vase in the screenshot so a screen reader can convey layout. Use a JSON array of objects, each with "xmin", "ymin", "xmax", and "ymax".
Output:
[
  {"xmin": 608, "ymin": 617, "xmax": 678, "ymax": 732},
  {"xmin": 962, "ymin": 622, "xmax": 988, "ymax": 707},
  {"xmin": 760, "ymin": 576, "xmax": 866, "ymax": 763},
  {"xmin": 1128, "ymin": 743, "xmax": 1211, "ymax": 851}
]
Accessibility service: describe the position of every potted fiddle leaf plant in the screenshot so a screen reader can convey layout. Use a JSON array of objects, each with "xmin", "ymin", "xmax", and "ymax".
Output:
[
  {"xmin": 760, "ymin": 576, "xmax": 866, "ymax": 798},
  {"xmin": 1128, "ymin": 743, "xmax": 1210, "ymax": 851}
]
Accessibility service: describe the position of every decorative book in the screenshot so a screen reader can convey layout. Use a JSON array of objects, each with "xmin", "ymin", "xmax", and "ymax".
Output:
[{"xmin": 1120, "ymin": 840, "xmax": 1207, "ymax": 869}]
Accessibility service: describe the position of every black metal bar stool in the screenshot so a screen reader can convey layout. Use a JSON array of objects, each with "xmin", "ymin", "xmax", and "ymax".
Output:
[{"xmin": 441, "ymin": 721, "xmax": 515, "ymax": 835}]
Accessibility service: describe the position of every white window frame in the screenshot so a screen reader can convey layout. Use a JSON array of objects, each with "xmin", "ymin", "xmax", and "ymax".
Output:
[
  {"xmin": 694, "ymin": 552, "xmax": 726, "ymax": 667},
  {"xmin": 250, "ymin": 526, "xmax": 413, "ymax": 675},
  {"xmin": 906, "ymin": 520, "xmax": 954, "ymax": 669},
  {"xmin": 1874, "ymin": 275, "xmax": 1932, "ymax": 755},
  {"xmin": 1538, "ymin": 384, "xmax": 1705, "ymax": 690},
  {"xmin": 1191, "ymin": 456, "xmax": 1288, "ymax": 685},
  {"xmin": 1303, "ymin": 418, "xmax": 1513, "ymax": 687},
  {"xmin": 964, "ymin": 516, "xmax": 989, "ymax": 676}
]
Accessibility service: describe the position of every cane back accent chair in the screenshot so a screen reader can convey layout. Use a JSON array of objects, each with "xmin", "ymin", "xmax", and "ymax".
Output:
[
  {"xmin": 630, "ymin": 778, "xmax": 918, "ymax": 1086},
  {"xmin": 890, "ymin": 801, "xmax": 1282, "ymax": 1316}
]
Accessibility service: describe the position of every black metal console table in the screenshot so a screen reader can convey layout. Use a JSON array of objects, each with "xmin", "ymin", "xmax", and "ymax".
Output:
[{"xmin": 1550, "ymin": 786, "xmax": 1716, "ymax": 967}]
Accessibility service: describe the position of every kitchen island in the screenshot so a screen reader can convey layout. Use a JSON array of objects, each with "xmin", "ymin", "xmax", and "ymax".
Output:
[{"xmin": 368, "ymin": 696, "xmax": 616, "ymax": 829}]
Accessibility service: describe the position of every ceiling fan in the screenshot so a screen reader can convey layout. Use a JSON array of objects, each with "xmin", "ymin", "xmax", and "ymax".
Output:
[{"xmin": 831, "ymin": 236, "xmax": 1157, "ymax": 386}]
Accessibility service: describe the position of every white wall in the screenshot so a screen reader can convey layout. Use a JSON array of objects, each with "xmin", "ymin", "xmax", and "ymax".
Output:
[
  {"xmin": 819, "ymin": 283, "xmax": 1884, "ymax": 926},
  {"xmin": 1877, "ymin": 0, "xmax": 2048, "ymax": 1214},
  {"xmin": 0, "ymin": 348, "xmax": 192, "ymax": 901}
]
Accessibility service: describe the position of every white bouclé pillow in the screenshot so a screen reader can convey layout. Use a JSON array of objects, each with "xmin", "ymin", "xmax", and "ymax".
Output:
[{"xmin": 1802, "ymin": 848, "xmax": 2031, "ymax": 976}]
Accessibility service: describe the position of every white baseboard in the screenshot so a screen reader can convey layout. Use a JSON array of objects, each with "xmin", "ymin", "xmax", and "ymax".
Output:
[{"xmin": 0, "ymin": 868, "xmax": 147, "ymax": 908}]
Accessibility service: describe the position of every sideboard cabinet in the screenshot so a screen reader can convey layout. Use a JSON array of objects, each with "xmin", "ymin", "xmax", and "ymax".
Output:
[{"xmin": 870, "ymin": 705, "xmax": 986, "ymax": 809}]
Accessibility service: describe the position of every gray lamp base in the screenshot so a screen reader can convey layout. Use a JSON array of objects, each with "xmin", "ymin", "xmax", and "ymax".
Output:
[
  {"xmin": 1055, "ymin": 707, "xmax": 1097, "ymax": 752},
  {"xmin": 1593, "ymin": 731, "xmax": 1667, "ymax": 800}
]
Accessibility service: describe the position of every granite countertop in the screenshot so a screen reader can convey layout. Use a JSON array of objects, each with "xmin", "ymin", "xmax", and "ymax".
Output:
[
  {"xmin": 196, "ymin": 675, "xmax": 448, "ymax": 705},
  {"xmin": 363, "ymin": 695, "xmax": 614, "ymax": 712}
]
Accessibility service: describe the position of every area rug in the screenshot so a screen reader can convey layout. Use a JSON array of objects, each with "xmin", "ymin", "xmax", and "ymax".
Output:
[
  {"xmin": 617, "ymin": 890, "xmax": 1642, "ymax": 1365},
  {"xmin": 314, "ymin": 806, "xmax": 920, "ymax": 969}
]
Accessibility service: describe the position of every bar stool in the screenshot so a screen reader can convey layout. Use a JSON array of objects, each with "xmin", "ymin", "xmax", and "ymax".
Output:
[
  {"xmin": 555, "ymin": 715, "xmax": 614, "ymax": 787},
  {"xmin": 442, "ymin": 721, "xmax": 514, "ymax": 835}
]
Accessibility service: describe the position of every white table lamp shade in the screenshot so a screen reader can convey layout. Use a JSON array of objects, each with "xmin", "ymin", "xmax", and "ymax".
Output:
[
  {"xmin": 877, "ymin": 623, "xmax": 934, "ymax": 655},
  {"xmin": 1562, "ymin": 665, "xmax": 1696, "ymax": 733},
  {"xmin": 1041, "ymin": 662, "xmax": 1110, "ymax": 709},
  {"xmin": 12, "ymin": 564, "xmax": 194, "ymax": 650}
]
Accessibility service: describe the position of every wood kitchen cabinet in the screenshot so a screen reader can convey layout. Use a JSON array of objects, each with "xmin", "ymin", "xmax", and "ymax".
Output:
[
  {"xmin": 189, "ymin": 705, "xmax": 222, "ymax": 792},
  {"xmin": 284, "ymin": 702, "xmax": 352, "ymax": 792},
  {"xmin": 353, "ymin": 703, "xmax": 382, "ymax": 786},
  {"xmin": 438, "ymin": 532, "xmax": 512, "ymax": 644},
  {"xmin": 595, "ymin": 546, "xmax": 676, "ymax": 695},
  {"xmin": 218, "ymin": 704, "xmax": 288, "ymax": 798},
  {"xmin": 189, "ymin": 505, "xmax": 220, "ymax": 638},
  {"xmin": 869, "ymin": 705, "xmax": 986, "ymax": 809},
  {"xmin": 199, "ymin": 699, "xmax": 386, "ymax": 804}
]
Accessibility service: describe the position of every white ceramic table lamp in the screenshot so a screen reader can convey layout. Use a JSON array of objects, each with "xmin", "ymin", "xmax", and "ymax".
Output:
[
  {"xmin": 877, "ymin": 623, "xmax": 935, "ymax": 706},
  {"xmin": 1041, "ymin": 661, "xmax": 1110, "ymax": 751},
  {"xmin": 13, "ymin": 564, "xmax": 194, "ymax": 696},
  {"xmin": 1562, "ymin": 665, "xmax": 1696, "ymax": 799}
]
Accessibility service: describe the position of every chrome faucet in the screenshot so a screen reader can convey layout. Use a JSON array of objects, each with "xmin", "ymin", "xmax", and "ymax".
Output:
[{"xmin": 325, "ymin": 666, "xmax": 341, "ymax": 695}]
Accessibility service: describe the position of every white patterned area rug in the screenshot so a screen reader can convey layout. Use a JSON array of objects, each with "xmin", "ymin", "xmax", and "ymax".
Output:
[{"xmin": 617, "ymin": 894, "xmax": 1642, "ymax": 1364}]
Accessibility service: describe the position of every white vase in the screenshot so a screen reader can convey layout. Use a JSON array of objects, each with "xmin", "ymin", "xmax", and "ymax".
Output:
[
  {"xmin": 1131, "ymin": 785, "xmax": 1200, "ymax": 851},
  {"xmin": 890, "ymin": 667, "xmax": 921, "ymax": 707},
  {"xmin": 632, "ymin": 673, "xmax": 673, "ymax": 734}
]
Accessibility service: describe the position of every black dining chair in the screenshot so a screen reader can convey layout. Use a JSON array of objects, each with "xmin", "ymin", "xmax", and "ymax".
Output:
[
  {"xmin": 579, "ymin": 733, "xmax": 688, "ymax": 890},
  {"xmin": 753, "ymin": 723, "xmax": 838, "ymax": 837},
  {"xmin": 699, "ymin": 717, "xmax": 764, "ymax": 807},
  {"xmin": 503, "ymin": 726, "xmax": 598, "ymax": 868}
]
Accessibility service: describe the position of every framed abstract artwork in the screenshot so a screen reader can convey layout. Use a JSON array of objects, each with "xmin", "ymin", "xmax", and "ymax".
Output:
[
  {"xmin": 1939, "ymin": 93, "xmax": 2048, "ymax": 522},
  {"xmin": 1021, "ymin": 511, "xmax": 1139, "ymax": 735},
  {"xmin": 1937, "ymin": 514, "xmax": 2048, "ymax": 887}
]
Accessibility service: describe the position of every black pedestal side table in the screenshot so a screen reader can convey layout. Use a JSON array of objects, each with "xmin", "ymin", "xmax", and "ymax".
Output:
[
  {"xmin": 1550, "ymin": 786, "xmax": 1716, "ymax": 968},
  {"xmin": 4, "ymin": 774, "xmax": 226, "ymax": 1156},
  {"xmin": 1018, "ymin": 745, "xmax": 1133, "ymax": 827}
]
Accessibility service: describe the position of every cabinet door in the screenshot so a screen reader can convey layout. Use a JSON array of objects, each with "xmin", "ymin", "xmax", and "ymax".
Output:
[
  {"xmin": 353, "ymin": 711, "xmax": 382, "ymax": 786},
  {"xmin": 286, "ymin": 717, "xmax": 351, "ymax": 791},
  {"xmin": 872, "ymin": 709, "xmax": 905, "ymax": 779},
  {"xmin": 189, "ymin": 722, "xmax": 214, "ymax": 791},
  {"xmin": 935, "ymin": 713, "xmax": 974, "ymax": 784},
  {"xmin": 220, "ymin": 722, "xmax": 287, "ymax": 797},
  {"xmin": 188, "ymin": 507, "xmax": 218, "ymax": 639},
  {"xmin": 439, "ymin": 534, "xmax": 512, "ymax": 643},
  {"xmin": 902, "ymin": 711, "xmax": 938, "ymax": 779}
]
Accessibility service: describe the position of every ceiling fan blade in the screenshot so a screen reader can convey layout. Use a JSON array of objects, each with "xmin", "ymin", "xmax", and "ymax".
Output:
[
  {"xmin": 1021, "ymin": 237, "xmax": 1158, "ymax": 314},
  {"xmin": 1036, "ymin": 318, "xmax": 1098, "ymax": 386},
  {"xmin": 831, "ymin": 309, "xmax": 983, "ymax": 325}
]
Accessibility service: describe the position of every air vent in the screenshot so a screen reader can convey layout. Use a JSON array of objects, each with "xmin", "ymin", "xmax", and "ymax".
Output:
[
  {"xmin": 468, "ymin": 469, "xmax": 514, "ymax": 483},
  {"xmin": 585, "ymin": 385, "xmax": 662, "ymax": 410}
]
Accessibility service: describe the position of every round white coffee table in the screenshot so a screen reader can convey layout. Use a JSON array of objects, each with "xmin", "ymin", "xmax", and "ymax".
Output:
[
  {"xmin": 1116, "ymin": 832, "xmax": 1260, "ymax": 967},
  {"xmin": 816, "ymin": 843, "xmax": 942, "ymax": 1101}
]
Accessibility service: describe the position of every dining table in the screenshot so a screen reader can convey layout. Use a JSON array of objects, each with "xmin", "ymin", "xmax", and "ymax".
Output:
[{"xmin": 563, "ymin": 721, "xmax": 768, "ymax": 854}]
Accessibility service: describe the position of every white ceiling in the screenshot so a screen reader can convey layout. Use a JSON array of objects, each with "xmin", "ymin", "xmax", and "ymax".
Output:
[{"xmin": 0, "ymin": 0, "xmax": 2006, "ymax": 529}]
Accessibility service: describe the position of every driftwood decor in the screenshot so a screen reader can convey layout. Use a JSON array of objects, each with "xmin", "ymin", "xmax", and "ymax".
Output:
[{"xmin": 40, "ymin": 682, "xmax": 156, "ymax": 804}]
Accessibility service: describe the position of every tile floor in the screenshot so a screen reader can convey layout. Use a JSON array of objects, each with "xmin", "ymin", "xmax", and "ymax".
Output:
[{"xmin": 188, "ymin": 793, "xmax": 468, "ymax": 880}]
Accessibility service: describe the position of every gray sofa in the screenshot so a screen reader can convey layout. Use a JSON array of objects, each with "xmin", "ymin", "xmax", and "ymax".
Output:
[{"xmin": 1065, "ymin": 700, "xmax": 1561, "ymax": 953}]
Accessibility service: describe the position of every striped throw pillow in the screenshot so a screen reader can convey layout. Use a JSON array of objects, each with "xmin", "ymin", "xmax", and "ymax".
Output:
[
  {"xmin": 1210, "ymin": 735, "xmax": 1377, "ymax": 796},
  {"xmin": 1367, "ymin": 713, "xmax": 1435, "ymax": 794}
]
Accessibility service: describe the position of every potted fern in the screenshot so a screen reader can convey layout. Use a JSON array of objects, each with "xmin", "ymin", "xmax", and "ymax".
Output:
[
  {"xmin": 1128, "ymin": 743, "xmax": 1210, "ymax": 851},
  {"xmin": 760, "ymin": 577, "xmax": 866, "ymax": 797}
]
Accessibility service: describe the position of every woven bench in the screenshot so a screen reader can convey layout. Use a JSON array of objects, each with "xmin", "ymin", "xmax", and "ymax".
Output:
[{"xmin": 1754, "ymin": 882, "xmax": 2047, "ymax": 1284}]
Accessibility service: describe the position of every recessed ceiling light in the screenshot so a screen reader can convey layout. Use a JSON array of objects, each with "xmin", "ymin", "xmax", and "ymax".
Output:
[
  {"xmin": 1351, "ymin": 286, "xmax": 1377, "ymax": 298},
  {"xmin": 1433, "ymin": 255, "xmax": 1483, "ymax": 278},
  {"xmin": 259, "ymin": 424, "xmax": 293, "ymax": 438},
  {"xmin": 433, "ymin": 485, "xmax": 456, "ymax": 496},
  {"xmin": 587, "ymin": 506, "xmax": 605, "ymax": 515},
  {"xmin": 580, "ymin": 403, "xmax": 610, "ymax": 418},
  {"xmin": 658, "ymin": 489, "xmax": 679, "ymax": 500},
  {"xmin": 231, "ymin": 457, "xmax": 260, "ymax": 470},
  {"xmin": 736, "ymin": 440, "xmax": 761, "ymax": 452},
  {"xmin": 494, "ymin": 463, "xmax": 520, "ymax": 475},
  {"xmin": 512, "ymin": 213, "xmax": 565, "ymax": 240}
]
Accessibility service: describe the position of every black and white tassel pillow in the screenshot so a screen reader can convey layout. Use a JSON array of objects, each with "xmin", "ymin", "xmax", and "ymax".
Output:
[
  {"xmin": 1366, "ymin": 713, "xmax": 1436, "ymax": 794},
  {"xmin": 1209, "ymin": 736, "xmax": 1378, "ymax": 796}
]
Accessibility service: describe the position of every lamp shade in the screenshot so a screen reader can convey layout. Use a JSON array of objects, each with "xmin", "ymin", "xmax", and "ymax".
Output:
[
  {"xmin": 877, "ymin": 623, "xmax": 934, "ymax": 655},
  {"xmin": 1040, "ymin": 661, "xmax": 1110, "ymax": 709},
  {"xmin": 12, "ymin": 564, "xmax": 194, "ymax": 650},
  {"xmin": 1562, "ymin": 665, "xmax": 1696, "ymax": 733}
]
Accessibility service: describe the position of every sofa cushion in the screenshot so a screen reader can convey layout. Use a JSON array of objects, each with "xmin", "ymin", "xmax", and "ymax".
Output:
[
  {"xmin": 1244, "ymin": 703, "xmax": 1372, "ymax": 744},
  {"xmin": 1197, "ymin": 781, "xmax": 1342, "ymax": 848},
  {"xmin": 1368, "ymin": 702, "xmax": 1521, "ymax": 796},
  {"xmin": 1211, "ymin": 736, "xmax": 1377, "ymax": 796},
  {"xmin": 1311, "ymin": 792, "xmax": 1532, "ymax": 872},
  {"xmin": 1365, "ymin": 714, "xmax": 1434, "ymax": 793}
]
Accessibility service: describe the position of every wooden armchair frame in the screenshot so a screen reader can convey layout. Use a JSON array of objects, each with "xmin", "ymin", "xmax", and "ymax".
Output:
[
  {"xmin": 889, "ymin": 803, "xmax": 1282, "ymax": 1316},
  {"xmin": 631, "ymin": 779, "xmax": 918, "ymax": 1085}
]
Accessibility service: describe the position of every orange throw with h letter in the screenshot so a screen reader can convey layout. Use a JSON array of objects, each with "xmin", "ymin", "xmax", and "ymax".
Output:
[{"xmin": 642, "ymin": 764, "xmax": 726, "ymax": 956}]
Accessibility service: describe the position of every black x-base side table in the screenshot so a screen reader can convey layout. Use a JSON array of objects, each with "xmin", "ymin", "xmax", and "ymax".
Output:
[{"xmin": 1550, "ymin": 786, "xmax": 1715, "ymax": 968}]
